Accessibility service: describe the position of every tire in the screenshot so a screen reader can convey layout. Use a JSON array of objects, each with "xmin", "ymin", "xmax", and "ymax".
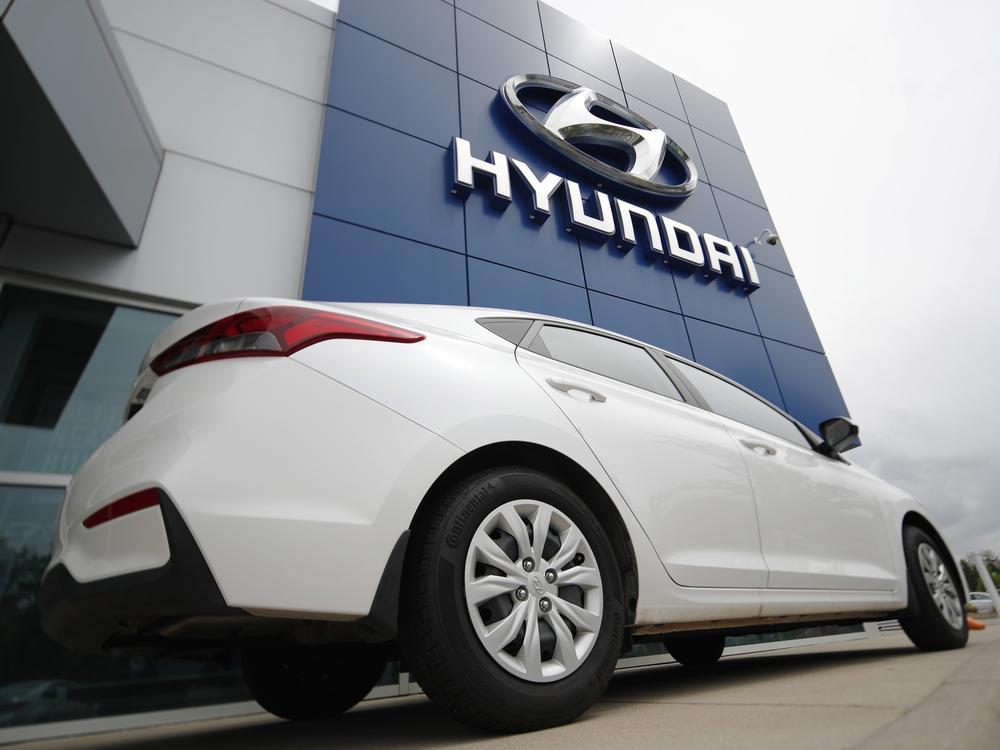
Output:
[
  {"xmin": 400, "ymin": 466, "xmax": 624, "ymax": 732},
  {"xmin": 241, "ymin": 643, "xmax": 387, "ymax": 721},
  {"xmin": 898, "ymin": 526, "xmax": 968, "ymax": 651},
  {"xmin": 665, "ymin": 633, "xmax": 726, "ymax": 668}
]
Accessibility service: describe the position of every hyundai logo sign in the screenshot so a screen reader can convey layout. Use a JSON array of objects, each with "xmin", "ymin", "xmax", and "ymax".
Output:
[{"xmin": 448, "ymin": 74, "xmax": 760, "ymax": 292}]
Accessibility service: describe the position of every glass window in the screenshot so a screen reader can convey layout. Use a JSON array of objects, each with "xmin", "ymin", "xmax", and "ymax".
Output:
[
  {"xmin": 672, "ymin": 360, "xmax": 809, "ymax": 447},
  {"xmin": 529, "ymin": 326, "xmax": 681, "ymax": 400},
  {"xmin": 0, "ymin": 286, "xmax": 177, "ymax": 474},
  {"xmin": 0, "ymin": 288, "xmax": 114, "ymax": 428},
  {"xmin": 477, "ymin": 317, "xmax": 533, "ymax": 345}
]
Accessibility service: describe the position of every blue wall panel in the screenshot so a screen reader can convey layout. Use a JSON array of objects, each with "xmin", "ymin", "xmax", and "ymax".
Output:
[
  {"xmin": 456, "ymin": 0, "xmax": 545, "ymax": 49},
  {"xmin": 468, "ymin": 258, "xmax": 592, "ymax": 323},
  {"xmin": 712, "ymin": 188, "xmax": 793, "ymax": 274},
  {"xmin": 612, "ymin": 42, "xmax": 686, "ymax": 121},
  {"xmin": 304, "ymin": 0, "xmax": 849, "ymax": 432},
  {"xmin": 465, "ymin": 191, "xmax": 586, "ymax": 286},
  {"xmin": 686, "ymin": 318, "xmax": 785, "ymax": 408},
  {"xmin": 579, "ymin": 238, "xmax": 681, "ymax": 313},
  {"xmin": 456, "ymin": 10, "xmax": 547, "ymax": 90},
  {"xmin": 313, "ymin": 109, "xmax": 465, "ymax": 252},
  {"xmin": 673, "ymin": 271, "xmax": 760, "ymax": 335},
  {"xmin": 750, "ymin": 266, "xmax": 823, "ymax": 352},
  {"xmin": 547, "ymin": 56, "xmax": 626, "ymax": 106},
  {"xmin": 765, "ymin": 339, "xmax": 849, "ymax": 430},
  {"xmin": 304, "ymin": 216, "xmax": 467, "ymax": 304},
  {"xmin": 693, "ymin": 131, "xmax": 768, "ymax": 208},
  {"xmin": 694, "ymin": 130, "xmax": 767, "ymax": 208},
  {"xmin": 675, "ymin": 76, "xmax": 744, "ymax": 150},
  {"xmin": 338, "ymin": 0, "xmax": 456, "ymax": 69},
  {"xmin": 589, "ymin": 292, "xmax": 691, "ymax": 357},
  {"xmin": 538, "ymin": 4, "xmax": 619, "ymax": 87},
  {"xmin": 327, "ymin": 25, "xmax": 459, "ymax": 147}
]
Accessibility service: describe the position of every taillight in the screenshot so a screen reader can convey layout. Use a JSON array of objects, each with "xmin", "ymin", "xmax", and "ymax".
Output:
[
  {"xmin": 83, "ymin": 488, "xmax": 160, "ymax": 529},
  {"xmin": 150, "ymin": 306, "xmax": 424, "ymax": 375}
]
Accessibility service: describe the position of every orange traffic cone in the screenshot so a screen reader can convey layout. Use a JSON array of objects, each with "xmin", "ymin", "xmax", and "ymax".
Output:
[{"xmin": 967, "ymin": 616, "xmax": 987, "ymax": 630}]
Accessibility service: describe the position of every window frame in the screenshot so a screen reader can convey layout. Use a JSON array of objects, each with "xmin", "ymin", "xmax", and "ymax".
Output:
[
  {"xmin": 654, "ymin": 351, "xmax": 821, "ymax": 451},
  {"xmin": 0, "ymin": 273, "xmax": 192, "ymax": 488},
  {"xmin": 497, "ymin": 314, "xmax": 821, "ymax": 453}
]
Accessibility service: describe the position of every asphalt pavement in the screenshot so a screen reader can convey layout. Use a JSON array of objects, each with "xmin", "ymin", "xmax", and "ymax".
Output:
[{"xmin": 12, "ymin": 623, "xmax": 1000, "ymax": 750}]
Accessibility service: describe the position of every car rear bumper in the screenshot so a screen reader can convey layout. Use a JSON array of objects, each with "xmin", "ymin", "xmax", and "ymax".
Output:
[
  {"xmin": 41, "ymin": 488, "xmax": 414, "ymax": 653},
  {"xmin": 40, "ymin": 491, "xmax": 240, "ymax": 653},
  {"xmin": 42, "ymin": 357, "xmax": 462, "ymax": 650}
]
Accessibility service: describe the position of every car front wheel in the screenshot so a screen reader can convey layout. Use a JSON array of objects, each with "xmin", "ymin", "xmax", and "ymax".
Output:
[
  {"xmin": 400, "ymin": 466, "xmax": 624, "ymax": 732},
  {"xmin": 899, "ymin": 526, "xmax": 968, "ymax": 651}
]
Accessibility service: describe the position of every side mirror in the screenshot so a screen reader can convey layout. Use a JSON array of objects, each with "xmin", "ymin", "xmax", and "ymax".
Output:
[{"xmin": 818, "ymin": 416, "xmax": 859, "ymax": 456}]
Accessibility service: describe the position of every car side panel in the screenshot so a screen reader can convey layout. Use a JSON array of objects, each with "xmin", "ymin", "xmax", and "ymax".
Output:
[
  {"xmin": 513, "ymin": 348, "xmax": 770, "ymax": 589},
  {"xmin": 722, "ymin": 420, "xmax": 900, "ymax": 592},
  {"xmin": 292, "ymin": 334, "xmax": 766, "ymax": 625}
]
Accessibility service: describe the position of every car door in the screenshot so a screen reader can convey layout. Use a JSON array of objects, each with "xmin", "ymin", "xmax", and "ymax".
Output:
[
  {"xmin": 669, "ymin": 359, "xmax": 898, "ymax": 592},
  {"xmin": 515, "ymin": 323, "xmax": 768, "ymax": 589}
]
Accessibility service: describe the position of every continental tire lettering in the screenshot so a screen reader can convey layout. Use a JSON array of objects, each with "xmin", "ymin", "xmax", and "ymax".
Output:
[{"xmin": 446, "ymin": 481, "xmax": 497, "ymax": 548}]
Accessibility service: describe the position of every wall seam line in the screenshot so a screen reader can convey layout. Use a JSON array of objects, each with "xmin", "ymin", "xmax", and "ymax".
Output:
[
  {"xmin": 536, "ymin": 0, "xmax": 551, "ymax": 75},
  {"xmin": 337, "ymin": 19, "xmax": 457, "ymax": 74},
  {"xmin": 677, "ymin": 76, "xmax": 786, "ymax": 408},
  {"xmin": 452, "ymin": 2, "xmax": 470, "ymax": 305},
  {"xmin": 456, "ymin": 5, "xmax": 546, "ymax": 55},
  {"xmin": 167, "ymin": 150, "xmax": 313, "ymax": 194},
  {"xmin": 111, "ymin": 27, "xmax": 328, "ymax": 105},
  {"xmin": 298, "ymin": 10, "xmax": 337, "ymax": 298},
  {"xmin": 263, "ymin": 0, "xmax": 334, "ymax": 29},
  {"xmin": 326, "ymin": 105, "xmax": 449, "ymax": 151},
  {"xmin": 311, "ymin": 212, "xmax": 465, "ymax": 257}
]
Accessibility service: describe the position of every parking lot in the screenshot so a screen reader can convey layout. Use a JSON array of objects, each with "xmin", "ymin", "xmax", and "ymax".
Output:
[{"xmin": 11, "ymin": 622, "xmax": 999, "ymax": 750}]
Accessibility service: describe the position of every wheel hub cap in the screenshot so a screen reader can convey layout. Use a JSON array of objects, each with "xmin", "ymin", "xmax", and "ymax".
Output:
[
  {"xmin": 463, "ymin": 499, "xmax": 604, "ymax": 683},
  {"xmin": 917, "ymin": 542, "xmax": 965, "ymax": 630}
]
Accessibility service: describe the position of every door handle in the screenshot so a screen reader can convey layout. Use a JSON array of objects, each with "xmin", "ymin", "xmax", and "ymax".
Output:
[
  {"xmin": 545, "ymin": 378, "xmax": 607, "ymax": 403},
  {"xmin": 739, "ymin": 439, "xmax": 776, "ymax": 456}
]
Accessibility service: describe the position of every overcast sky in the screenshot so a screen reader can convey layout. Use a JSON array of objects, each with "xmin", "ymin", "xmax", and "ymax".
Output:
[{"xmin": 318, "ymin": 1, "xmax": 1000, "ymax": 557}]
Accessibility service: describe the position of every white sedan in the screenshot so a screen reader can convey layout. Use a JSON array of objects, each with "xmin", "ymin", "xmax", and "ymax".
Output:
[
  {"xmin": 41, "ymin": 299, "xmax": 968, "ymax": 731},
  {"xmin": 968, "ymin": 592, "xmax": 996, "ymax": 615}
]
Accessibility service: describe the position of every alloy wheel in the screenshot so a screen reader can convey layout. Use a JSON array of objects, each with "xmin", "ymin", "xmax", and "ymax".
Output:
[
  {"xmin": 463, "ymin": 499, "xmax": 604, "ymax": 683},
  {"xmin": 917, "ymin": 542, "xmax": 964, "ymax": 630}
]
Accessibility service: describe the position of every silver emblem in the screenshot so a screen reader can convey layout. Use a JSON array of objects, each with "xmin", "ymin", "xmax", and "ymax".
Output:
[{"xmin": 500, "ymin": 73, "xmax": 698, "ymax": 199}]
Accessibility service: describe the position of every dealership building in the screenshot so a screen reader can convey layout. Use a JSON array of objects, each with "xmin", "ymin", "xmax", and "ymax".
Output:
[{"xmin": 0, "ymin": 0, "xmax": 851, "ymax": 739}]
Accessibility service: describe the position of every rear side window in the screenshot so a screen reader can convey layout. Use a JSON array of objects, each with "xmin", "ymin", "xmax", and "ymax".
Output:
[
  {"xmin": 672, "ymin": 360, "xmax": 809, "ymax": 447},
  {"xmin": 477, "ymin": 317, "xmax": 533, "ymax": 344},
  {"xmin": 528, "ymin": 326, "xmax": 681, "ymax": 400}
]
